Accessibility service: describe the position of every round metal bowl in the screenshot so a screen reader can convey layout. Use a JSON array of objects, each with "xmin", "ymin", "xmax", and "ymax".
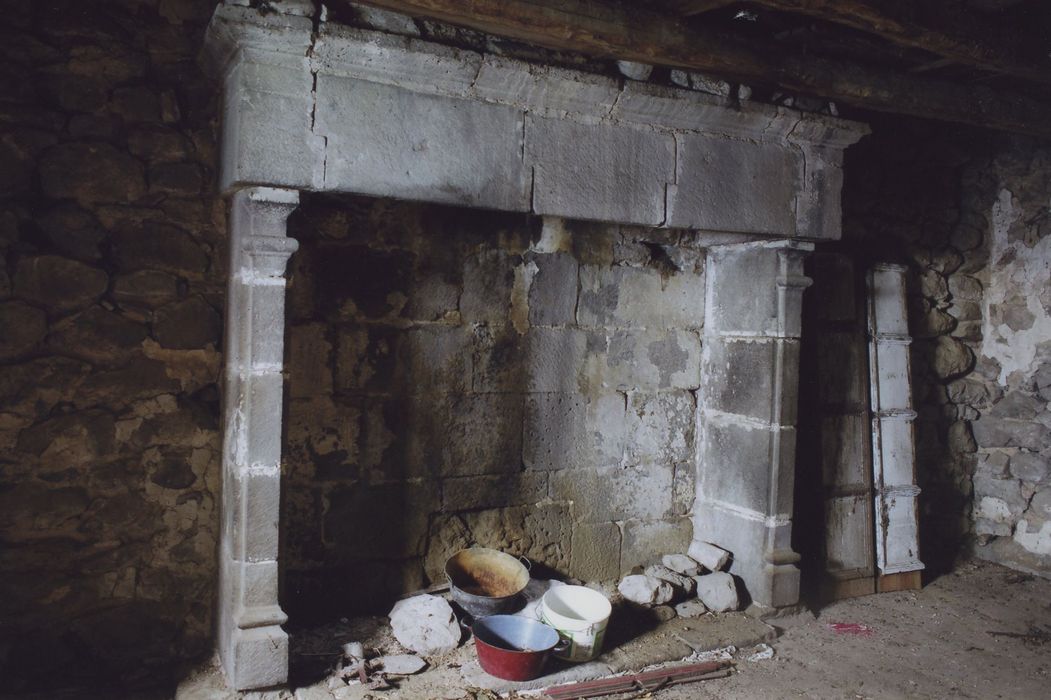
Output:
[
  {"xmin": 472, "ymin": 615, "xmax": 564, "ymax": 681},
  {"xmin": 445, "ymin": 547, "xmax": 530, "ymax": 619}
]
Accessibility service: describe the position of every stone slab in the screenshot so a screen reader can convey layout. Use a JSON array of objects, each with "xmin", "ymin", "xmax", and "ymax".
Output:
[
  {"xmin": 667, "ymin": 133, "xmax": 800, "ymax": 235},
  {"xmin": 526, "ymin": 116, "xmax": 674, "ymax": 226},
  {"xmin": 316, "ymin": 76, "xmax": 531, "ymax": 211}
]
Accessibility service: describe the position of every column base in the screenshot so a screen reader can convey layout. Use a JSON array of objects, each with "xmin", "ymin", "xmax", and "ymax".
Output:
[{"xmin": 225, "ymin": 625, "xmax": 289, "ymax": 691}]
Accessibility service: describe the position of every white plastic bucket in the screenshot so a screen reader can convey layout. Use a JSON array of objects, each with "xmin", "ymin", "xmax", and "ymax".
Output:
[{"xmin": 538, "ymin": 585, "xmax": 612, "ymax": 662}]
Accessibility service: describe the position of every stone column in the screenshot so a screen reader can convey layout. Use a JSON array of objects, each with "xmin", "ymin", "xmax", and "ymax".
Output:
[
  {"xmin": 218, "ymin": 187, "xmax": 299, "ymax": 690},
  {"xmin": 692, "ymin": 239, "xmax": 813, "ymax": 609}
]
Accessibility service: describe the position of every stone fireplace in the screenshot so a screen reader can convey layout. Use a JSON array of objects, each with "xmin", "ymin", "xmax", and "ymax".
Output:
[{"xmin": 203, "ymin": 1, "xmax": 868, "ymax": 689}]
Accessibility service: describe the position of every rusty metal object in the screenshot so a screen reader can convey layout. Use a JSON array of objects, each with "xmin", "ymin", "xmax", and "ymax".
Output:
[
  {"xmin": 543, "ymin": 660, "xmax": 734, "ymax": 699},
  {"xmin": 445, "ymin": 548, "xmax": 530, "ymax": 618}
]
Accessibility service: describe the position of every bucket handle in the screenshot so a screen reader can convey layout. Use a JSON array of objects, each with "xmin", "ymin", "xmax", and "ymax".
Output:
[{"xmin": 518, "ymin": 555, "xmax": 532, "ymax": 571}]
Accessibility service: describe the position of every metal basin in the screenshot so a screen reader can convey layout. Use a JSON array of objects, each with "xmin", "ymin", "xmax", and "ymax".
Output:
[
  {"xmin": 445, "ymin": 547, "xmax": 530, "ymax": 618},
  {"xmin": 472, "ymin": 615, "xmax": 564, "ymax": 681}
]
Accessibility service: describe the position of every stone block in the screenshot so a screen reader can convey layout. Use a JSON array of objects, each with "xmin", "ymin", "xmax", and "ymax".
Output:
[
  {"xmin": 527, "ymin": 116, "xmax": 674, "ymax": 225},
  {"xmin": 626, "ymin": 391, "xmax": 695, "ymax": 465},
  {"xmin": 463, "ymin": 503, "xmax": 572, "ymax": 571},
  {"xmin": 13, "ymin": 255, "xmax": 107, "ymax": 312},
  {"xmin": 462, "ymin": 248, "xmax": 517, "ymax": 324},
  {"xmin": 287, "ymin": 323, "xmax": 333, "ymax": 398},
  {"xmin": 524, "ymin": 393, "xmax": 587, "ymax": 471},
  {"xmin": 570, "ymin": 522, "xmax": 623, "ymax": 581},
  {"xmin": 552, "ymin": 464, "xmax": 673, "ymax": 523},
  {"xmin": 153, "ymin": 297, "xmax": 222, "ymax": 350},
  {"xmin": 229, "ymin": 625, "xmax": 289, "ymax": 691},
  {"xmin": 973, "ymin": 416, "xmax": 1051, "ymax": 452},
  {"xmin": 317, "ymin": 76, "xmax": 530, "ymax": 211},
  {"xmin": 705, "ymin": 242, "xmax": 810, "ymax": 338},
  {"xmin": 242, "ymin": 469, "xmax": 281, "ymax": 562},
  {"xmin": 702, "ymin": 337, "xmax": 799, "ymax": 424},
  {"xmin": 667, "ymin": 133, "xmax": 799, "ymax": 235},
  {"xmin": 396, "ymin": 325, "xmax": 471, "ymax": 394},
  {"xmin": 577, "ymin": 264, "xmax": 703, "ymax": 331},
  {"xmin": 112, "ymin": 270, "xmax": 179, "ymax": 309},
  {"xmin": 0, "ymin": 301, "xmax": 47, "ymax": 361},
  {"xmin": 621, "ymin": 518, "xmax": 693, "ymax": 571},
  {"xmin": 221, "ymin": 59, "xmax": 321, "ymax": 191},
  {"xmin": 39, "ymin": 142, "xmax": 146, "ymax": 205},
  {"xmin": 335, "ymin": 325, "xmax": 399, "ymax": 393},
  {"xmin": 245, "ymin": 372, "xmax": 285, "ymax": 468},
  {"xmin": 672, "ymin": 462, "xmax": 696, "ymax": 516},
  {"xmin": 698, "ymin": 416, "xmax": 796, "ymax": 516},
  {"xmin": 523, "ymin": 328, "xmax": 588, "ymax": 393},
  {"xmin": 46, "ymin": 306, "xmax": 148, "ymax": 367},
  {"xmin": 440, "ymin": 393, "xmax": 523, "ymax": 477},
  {"xmin": 794, "ymin": 143, "xmax": 845, "ymax": 241},
  {"xmin": 324, "ymin": 481, "xmax": 436, "ymax": 559},
  {"xmin": 470, "ymin": 324, "xmax": 524, "ymax": 393},
  {"xmin": 472, "ymin": 55, "xmax": 619, "ymax": 118},
  {"xmin": 1010, "ymin": 452, "xmax": 1049, "ymax": 484},
  {"xmin": 603, "ymin": 329, "xmax": 701, "ymax": 391},
  {"xmin": 443, "ymin": 472, "xmax": 548, "ymax": 511},
  {"xmin": 528, "ymin": 252, "xmax": 578, "ymax": 326}
]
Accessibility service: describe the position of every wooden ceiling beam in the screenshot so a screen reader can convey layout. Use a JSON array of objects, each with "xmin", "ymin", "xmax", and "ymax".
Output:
[
  {"xmin": 352, "ymin": 0, "xmax": 1051, "ymax": 138},
  {"xmin": 652, "ymin": 0, "xmax": 738, "ymax": 16},
  {"xmin": 739, "ymin": 0, "xmax": 1049, "ymax": 85}
]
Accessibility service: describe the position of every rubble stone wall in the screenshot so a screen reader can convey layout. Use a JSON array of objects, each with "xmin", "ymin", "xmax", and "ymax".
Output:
[
  {"xmin": 0, "ymin": 0, "xmax": 225, "ymax": 691},
  {"xmin": 838, "ymin": 117, "xmax": 1051, "ymax": 577},
  {"xmin": 282, "ymin": 195, "xmax": 705, "ymax": 618}
]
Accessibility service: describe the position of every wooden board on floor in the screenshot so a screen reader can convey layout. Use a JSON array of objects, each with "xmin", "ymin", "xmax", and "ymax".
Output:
[
  {"xmin": 878, "ymin": 570, "xmax": 923, "ymax": 593},
  {"xmin": 823, "ymin": 575, "xmax": 876, "ymax": 602}
]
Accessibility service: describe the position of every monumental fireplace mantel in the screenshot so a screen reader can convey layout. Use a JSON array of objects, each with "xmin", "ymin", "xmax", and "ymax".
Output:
[{"xmin": 202, "ymin": 1, "xmax": 869, "ymax": 689}]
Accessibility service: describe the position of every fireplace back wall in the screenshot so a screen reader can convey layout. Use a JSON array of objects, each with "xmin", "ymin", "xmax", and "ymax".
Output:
[{"xmin": 281, "ymin": 194, "xmax": 706, "ymax": 617}]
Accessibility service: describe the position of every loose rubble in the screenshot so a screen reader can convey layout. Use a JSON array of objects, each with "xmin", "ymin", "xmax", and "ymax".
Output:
[
  {"xmin": 376, "ymin": 654, "xmax": 427, "ymax": 675},
  {"xmin": 618, "ymin": 574, "xmax": 674, "ymax": 606},
  {"xmin": 688, "ymin": 541, "xmax": 731, "ymax": 572},
  {"xmin": 694, "ymin": 572, "xmax": 740, "ymax": 613},
  {"xmin": 388, "ymin": 594, "xmax": 462, "ymax": 656},
  {"xmin": 674, "ymin": 599, "xmax": 709, "ymax": 618},
  {"xmin": 645, "ymin": 564, "xmax": 696, "ymax": 596},
  {"xmin": 662, "ymin": 553, "xmax": 702, "ymax": 577}
]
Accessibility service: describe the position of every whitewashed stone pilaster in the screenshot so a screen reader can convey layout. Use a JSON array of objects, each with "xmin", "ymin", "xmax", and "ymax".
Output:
[
  {"xmin": 219, "ymin": 187, "xmax": 299, "ymax": 690},
  {"xmin": 867, "ymin": 264, "xmax": 924, "ymax": 577},
  {"xmin": 693, "ymin": 240, "xmax": 813, "ymax": 609}
]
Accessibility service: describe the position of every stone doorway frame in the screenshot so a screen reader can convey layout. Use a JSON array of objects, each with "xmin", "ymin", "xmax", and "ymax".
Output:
[{"xmin": 203, "ymin": 1, "xmax": 868, "ymax": 689}]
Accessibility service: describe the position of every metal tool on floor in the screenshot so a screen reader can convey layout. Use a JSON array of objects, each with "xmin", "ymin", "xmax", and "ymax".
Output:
[{"xmin": 542, "ymin": 659, "xmax": 734, "ymax": 699}]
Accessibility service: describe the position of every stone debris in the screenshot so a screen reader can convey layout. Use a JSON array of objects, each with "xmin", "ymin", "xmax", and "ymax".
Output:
[
  {"xmin": 746, "ymin": 643, "xmax": 775, "ymax": 661},
  {"xmin": 618, "ymin": 574, "xmax": 674, "ymax": 606},
  {"xmin": 616, "ymin": 60, "xmax": 654, "ymax": 81},
  {"xmin": 693, "ymin": 572, "xmax": 740, "ymax": 613},
  {"xmin": 661, "ymin": 553, "xmax": 702, "ymax": 577},
  {"xmin": 645, "ymin": 564, "xmax": 696, "ymax": 595},
  {"xmin": 674, "ymin": 598, "xmax": 709, "ymax": 619},
  {"xmin": 388, "ymin": 594, "xmax": 462, "ymax": 656},
  {"xmin": 653, "ymin": 604, "xmax": 677, "ymax": 622},
  {"xmin": 375, "ymin": 654, "xmax": 427, "ymax": 675},
  {"xmin": 688, "ymin": 541, "xmax": 731, "ymax": 572}
]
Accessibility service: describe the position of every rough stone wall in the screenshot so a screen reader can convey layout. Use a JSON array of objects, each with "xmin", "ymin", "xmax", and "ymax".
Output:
[
  {"xmin": 839, "ymin": 116, "xmax": 1051, "ymax": 577},
  {"xmin": 282, "ymin": 195, "xmax": 705, "ymax": 618},
  {"xmin": 0, "ymin": 0, "xmax": 225, "ymax": 690}
]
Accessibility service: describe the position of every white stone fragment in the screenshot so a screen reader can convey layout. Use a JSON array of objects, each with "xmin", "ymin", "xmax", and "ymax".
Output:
[
  {"xmin": 674, "ymin": 598, "xmax": 709, "ymax": 619},
  {"xmin": 618, "ymin": 574, "xmax": 674, "ymax": 606},
  {"xmin": 688, "ymin": 540, "xmax": 731, "ymax": 572},
  {"xmin": 746, "ymin": 643, "xmax": 775, "ymax": 661},
  {"xmin": 616, "ymin": 60, "xmax": 653, "ymax": 81},
  {"xmin": 342, "ymin": 641, "xmax": 364, "ymax": 660},
  {"xmin": 388, "ymin": 594, "xmax": 461, "ymax": 656},
  {"xmin": 376, "ymin": 654, "xmax": 427, "ymax": 675},
  {"xmin": 693, "ymin": 572, "xmax": 740, "ymax": 613},
  {"xmin": 662, "ymin": 553, "xmax": 702, "ymax": 577},
  {"xmin": 644, "ymin": 564, "xmax": 695, "ymax": 595}
]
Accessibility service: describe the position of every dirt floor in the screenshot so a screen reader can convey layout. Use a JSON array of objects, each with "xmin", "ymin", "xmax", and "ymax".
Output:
[
  {"xmin": 653, "ymin": 560, "xmax": 1051, "ymax": 700},
  {"xmin": 165, "ymin": 559, "xmax": 1051, "ymax": 700}
]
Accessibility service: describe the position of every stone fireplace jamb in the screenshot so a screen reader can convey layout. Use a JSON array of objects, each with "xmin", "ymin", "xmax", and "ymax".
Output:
[{"xmin": 219, "ymin": 186, "xmax": 300, "ymax": 690}]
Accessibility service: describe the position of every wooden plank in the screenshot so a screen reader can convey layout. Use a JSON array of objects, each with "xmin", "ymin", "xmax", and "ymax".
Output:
[
  {"xmin": 877, "ymin": 570, "xmax": 923, "ymax": 593},
  {"xmin": 353, "ymin": 0, "xmax": 1051, "ymax": 138},
  {"xmin": 822, "ymin": 574, "xmax": 876, "ymax": 601},
  {"xmin": 743, "ymin": 0, "xmax": 1050, "ymax": 85}
]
